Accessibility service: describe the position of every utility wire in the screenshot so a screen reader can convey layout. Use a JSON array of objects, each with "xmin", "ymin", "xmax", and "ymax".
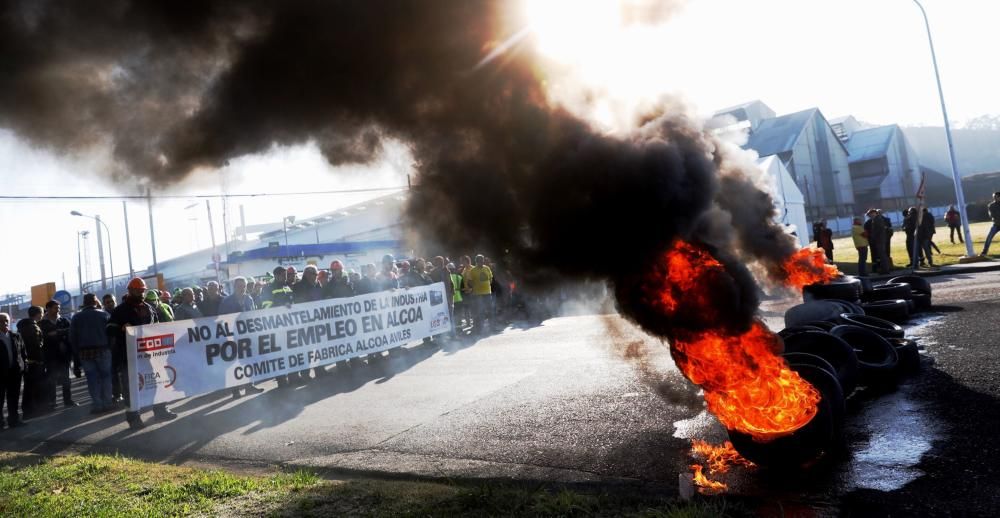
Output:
[{"xmin": 0, "ymin": 185, "xmax": 408, "ymax": 201}]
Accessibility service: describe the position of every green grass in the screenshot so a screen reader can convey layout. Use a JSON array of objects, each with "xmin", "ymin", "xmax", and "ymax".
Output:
[
  {"xmin": 0, "ymin": 452, "xmax": 748, "ymax": 517},
  {"xmin": 828, "ymin": 220, "xmax": 996, "ymax": 275}
]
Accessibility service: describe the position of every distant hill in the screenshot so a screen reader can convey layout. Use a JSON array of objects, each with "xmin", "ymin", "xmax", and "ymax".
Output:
[{"xmin": 903, "ymin": 126, "xmax": 1000, "ymax": 177}]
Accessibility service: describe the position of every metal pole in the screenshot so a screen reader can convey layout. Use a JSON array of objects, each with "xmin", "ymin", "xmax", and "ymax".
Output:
[
  {"xmin": 96, "ymin": 215, "xmax": 114, "ymax": 293},
  {"xmin": 206, "ymin": 200, "xmax": 220, "ymax": 282},
  {"xmin": 95, "ymin": 215, "xmax": 107, "ymax": 290},
  {"xmin": 147, "ymin": 187, "xmax": 159, "ymax": 275},
  {"xmin": 123, "ymin": 201, "xmax": 135, "ymax": 278},
  {"xmin": 239, "ymin": 204, "xmax": 248, "ymax": 242},
  {"xmin": 913, "ymin": 0, "xmax": 975, "ymax": 257},
  {"xmin": 77, "ymin": 231, "xmax": 84, "ymax": 296}
]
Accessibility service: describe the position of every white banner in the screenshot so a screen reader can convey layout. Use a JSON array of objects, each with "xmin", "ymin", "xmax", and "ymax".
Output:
[{"xmin": 126, "ymin": 282, "xmax": 452, "ymax": 410}]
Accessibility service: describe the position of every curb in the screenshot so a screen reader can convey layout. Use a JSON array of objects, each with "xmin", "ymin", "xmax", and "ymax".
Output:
[{"xmin": 862, "ymin": 261, "xmax": 1000, "ymax": 281}]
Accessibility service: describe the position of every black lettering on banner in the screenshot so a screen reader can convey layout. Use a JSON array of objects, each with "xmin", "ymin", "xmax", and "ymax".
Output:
[
  {"xmin": 215, "ymin": 323, "xmax": 228, "ymax": 338},
  {"xmin": 258, "ymin": 333, "xmax": 281, "ymax": 355},
  {"xmin": 206, "ymin": 338, "xmax": 253, "ymax": 365},
  {"xmin": 188, "ymin": 325, "xmax": 211, "ymax": 343}
]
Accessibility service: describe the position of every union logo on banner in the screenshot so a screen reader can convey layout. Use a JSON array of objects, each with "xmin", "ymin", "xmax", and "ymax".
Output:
[{"xmin": 137, "ymin": 334, "xmax": 175, "ymax": 353}]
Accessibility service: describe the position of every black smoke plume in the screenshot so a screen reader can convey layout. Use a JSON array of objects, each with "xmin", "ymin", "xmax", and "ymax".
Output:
[{"xmin": 0, "ymin": 0, "xmax": 801, "ymax": 336}]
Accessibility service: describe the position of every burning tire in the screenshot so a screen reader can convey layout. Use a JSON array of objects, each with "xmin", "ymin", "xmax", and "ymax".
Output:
[
  {"xmin": 802, "ymin": 278, "xmax": 861, "ymax": 303},
  {"xmin": 860, "ymin": 299, "xmax": 910, "ymax": 323},
  {"xmin": 727, "ymin": 363, "xmax": 844, "ymax": 467},
  {"xmin": 889, "ymin": 338, "xmax": 921, "ymax": 376},
  {"xmin": 829, "ymin": 325, "xmax": 899, "ymax": 387},
  {"xmin": 888, "ymin": 275, "xmax": 932, "ymax": 295},
  {"xmin": 781, "ymin": 330, "xmax": 859, "ymax": 396},
  {"xmin": 869, "ymin": 282, "xmax": 913, "ymax": 302},
  {"xmin": 837, "ymin": 313, "xmax": 906, "ymax": 339}
]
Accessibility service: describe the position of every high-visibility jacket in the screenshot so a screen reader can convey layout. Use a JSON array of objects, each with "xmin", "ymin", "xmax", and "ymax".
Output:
[
  {"xmin": 450, "ymin": 273, "xmax": 463, "ymax": 303},
  {"xmin": 260, "ymin": 281, "xmax": 294, "ymax": 309},
  {"xmin": 467, "ymin": 265, "xmax": 493, "ymax": 296}
]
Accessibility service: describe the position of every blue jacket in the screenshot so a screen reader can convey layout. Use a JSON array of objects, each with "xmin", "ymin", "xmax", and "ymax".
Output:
[{"xmin": 70, "ymin": 306, "xmax": 111, "ymax": 352}]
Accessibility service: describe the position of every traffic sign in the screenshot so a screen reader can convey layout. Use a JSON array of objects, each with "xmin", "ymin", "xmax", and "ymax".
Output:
[{"xmin": 53, "ymin": 290, "xmax": 72, "ymax": 306}]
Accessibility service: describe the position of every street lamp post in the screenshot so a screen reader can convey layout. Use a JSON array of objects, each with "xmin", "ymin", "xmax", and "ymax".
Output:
[
  {"xmin": 282, "ymin": 215, "xmax": 295, "ymax": 250},
  {"xmin": 76, "ymin": 230, "xmax": 88, "ymax": 296},
  {"xmin": 71, "ymin": 211, "xmax": 115, "ymax": 293},
  {"xmin": 912, "ymin": 0, "xmax": 976, "ymax": 258}
]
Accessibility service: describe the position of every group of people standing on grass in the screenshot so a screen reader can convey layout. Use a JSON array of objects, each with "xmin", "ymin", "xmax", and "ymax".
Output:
[{"xmin": 847, "ymin": 206, "xmax": 945, "ymax": 276}]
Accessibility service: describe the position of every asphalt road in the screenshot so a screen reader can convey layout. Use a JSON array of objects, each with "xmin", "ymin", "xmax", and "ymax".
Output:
[{"xmin": 4, "ymin": 270, "xmax": 1000, "ymax": 515}]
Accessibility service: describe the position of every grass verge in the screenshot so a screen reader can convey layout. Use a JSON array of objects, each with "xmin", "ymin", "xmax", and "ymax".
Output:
[
  {"xmin": 828, "ymin": 221, "xmax": 997, "ymax": 275},
  {"xmin": 0, "ymin": 452, "xmax": 748, "ymax": 517}
]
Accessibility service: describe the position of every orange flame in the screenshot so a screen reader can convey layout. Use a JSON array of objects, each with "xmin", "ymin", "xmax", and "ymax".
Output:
[
  {"xmin": 690, "ymin": 464, "xmax": 727, "ymax": 494},
  {"xmin": 691, "ymin": 440, "xmax": 756, "ymax": 474},
  {"xmin": 782, "ymin": 248, "xmax": 840, "ymax": 290},
  {"xmin": 674, "ymin": 322, "xmax": 820, "ymax": 440},
  {"xmin": 650, "ymin": 241, "xmax": 821, "ymax": 441},
  {"xmin": 689, "ymin": 440, "xmax": 756, "ymax": 494}
]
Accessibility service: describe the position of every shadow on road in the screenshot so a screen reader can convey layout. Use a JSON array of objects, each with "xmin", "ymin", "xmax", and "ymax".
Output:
[{"xmin": 19, "ymin": 341, "xmax": 461, "ymax": 463}]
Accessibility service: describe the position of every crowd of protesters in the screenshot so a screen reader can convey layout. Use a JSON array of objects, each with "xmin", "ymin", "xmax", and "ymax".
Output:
[
  {"xmin": 836, "ymin": 205, "xmax": 957, "ymax": 276},
  {"xmin": 0, "ymin": 252, "xmax": 519, "ymax": 431}
]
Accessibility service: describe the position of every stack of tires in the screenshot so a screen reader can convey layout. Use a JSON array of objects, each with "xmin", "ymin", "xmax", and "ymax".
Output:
[{"xmin": 727, "ymin": 275, "xmax": 927, "ymax": 467}]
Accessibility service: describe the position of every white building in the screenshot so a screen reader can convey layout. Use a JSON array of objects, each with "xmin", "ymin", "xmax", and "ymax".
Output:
[{"xmin": 757, "ymin": 155, "xmax": 810, "ymax": 248}]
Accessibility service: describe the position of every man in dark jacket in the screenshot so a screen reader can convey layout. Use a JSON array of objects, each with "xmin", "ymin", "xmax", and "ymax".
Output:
[
  {"xmin": 200, "ymin": 281, "xmax": 223, "ymax": 316},
  {"xmin": 0, "ymin": 312, "xmax": 27, "ymax": 428},
  {"xmin": 171, "ymin": 288, "xmax": 203, "ymax": 321},
  {"xmin": 16, "ymin": 307, "xmax": 47, "ymax": 418},
  {"xmin": 864, "ymin": 209, "xmax": 890, "ymax": 274},
  {"xmin": 292, "ymin": 265, "xmax": 324, "ymax": 303},
  {"xmin": 982, "ymin": 192, "xmax": 1000, "ymax": 256},
  {"xmin": 918, "ymin": 208, "xmax": 937, "ymax": 267},
  {"xmin": 902, "ymin": 207, "xmax": 922, "ymax": 268},
  {"xmin": 323, "ymin": 261, "xmax": 354, "ymax": 299},
  {"xmin": 108, "ymin": 277, "xmax": 176, "ymax": 429},
  {"xmin": 260, "ymin": 266, "xmax": 293, "ymax": 309},
  {"xmin": 70, "ymin": 294, "xmax": 114, "ymax": 413},
  {"xmin": 38, "ymin": 300, "xmax": 77, "ymax": 409}
]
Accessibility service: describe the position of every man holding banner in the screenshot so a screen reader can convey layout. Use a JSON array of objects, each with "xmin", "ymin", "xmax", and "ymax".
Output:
[{"xmin": 109, "ymin": 277, "xmax": 176, "ymax": 430}]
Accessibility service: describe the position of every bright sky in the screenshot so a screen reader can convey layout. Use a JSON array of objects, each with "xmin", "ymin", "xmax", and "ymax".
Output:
[{"xmin": 0, "ymin": 0, "xmax": 994, "ymax": 297}]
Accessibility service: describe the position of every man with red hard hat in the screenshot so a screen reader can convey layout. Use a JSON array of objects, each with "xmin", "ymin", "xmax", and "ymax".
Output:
[{"xmin": 107, "ymin": 277, "xmax": 176, "ymax": 430}]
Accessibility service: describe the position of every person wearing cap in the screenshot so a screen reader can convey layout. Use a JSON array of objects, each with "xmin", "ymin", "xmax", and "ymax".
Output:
[
  {"xmin": 286, "ymin": 266, "xmax": 298, "ymax": 286},
  {"xmin": 16, "ymin": 306, "xmax": 47, "ymax": 418},
  {"xmin": 0, "ymin": 312, "xmax": 27, "ymax": 429},
  {"xmin": 172, "ymin": 288, "xmax": 203, "ymax": 321},
  {"xmin": 260, "ymin": 266, "xmax": 294, "ymax": 309},
  {"xmin": 70, "ymin": 294, "xmax": 114, "ymax": 414},
  {"xmin": 323, "ymin": 260, "xmax": 354, "ymax": 299},
  {"xmin": 144, "ymin": 290, "xmax": 174, "ymax": 322},
  {"xmin": 981, "ymin": 192, "xmax": 1000, "ymax": 256},
  {"xmin": 108, "ymin": 277, "xmax": 176, "ymax": 429},
  {"xmin": 292, "ymin": 265, "xmax": 324, "ymax": 303},
  {"xmin": 39, "ymin": 300, "xmax": 77, "ymax": 409}
]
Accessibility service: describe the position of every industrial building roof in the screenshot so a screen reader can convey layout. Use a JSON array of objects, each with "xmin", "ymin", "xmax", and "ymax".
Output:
[
  {"xmin": 744, "ymin": 108, "xmax": 814, "ymax": 157},
  {"xmin": 229, "ymin": 240, "xmax": 403, "ymax": 263},
  {"xmin": 845, "ymin": 125, "xmax": 898, "ymax": 163}
]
